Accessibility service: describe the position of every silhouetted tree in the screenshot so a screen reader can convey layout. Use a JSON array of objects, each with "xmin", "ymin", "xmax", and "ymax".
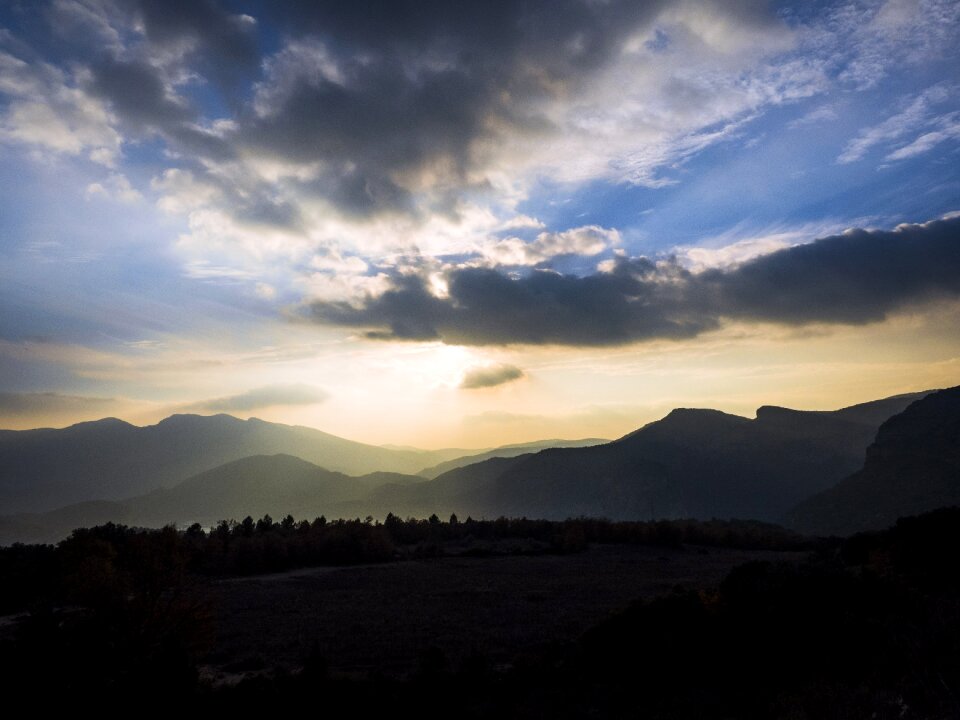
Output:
[{"xmin": 256, "ymin": 514, "xmax": 274, "ymax": 533}]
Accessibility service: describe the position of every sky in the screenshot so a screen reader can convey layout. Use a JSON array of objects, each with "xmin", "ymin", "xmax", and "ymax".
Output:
[{"xmin": 1, "ymin": 0, "xmax": 959, "ymax": 448}]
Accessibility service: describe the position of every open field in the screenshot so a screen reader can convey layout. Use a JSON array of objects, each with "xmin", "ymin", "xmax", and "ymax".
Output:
[{"xmin": 204, "ymin": 543, "xmax": 805, "ymax": 680}]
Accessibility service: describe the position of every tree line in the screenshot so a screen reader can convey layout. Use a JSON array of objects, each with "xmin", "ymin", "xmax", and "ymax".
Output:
[
  {"xmin": 1, "ymin": 512, "xmax": 813, "ymax": 614},
  {"xmin": 3, "ymin": 507, "xmax": 958, "ymax": 714}
]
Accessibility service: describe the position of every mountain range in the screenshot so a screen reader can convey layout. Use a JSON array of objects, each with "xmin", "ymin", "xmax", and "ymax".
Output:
[
  {"xmin": 5, "ymin": 388, "xmax": 956, "ymax": 544},
  {"xmin": 359, "ymin": 392, "xmax": 930, "ymax": 523},
  {"xmin": 0, "ymin": 414, "xmax": 605, "ymax": 514},
  {"xmin": 786, "ymin": 386, "xmax": 960, "ymax": 536}
]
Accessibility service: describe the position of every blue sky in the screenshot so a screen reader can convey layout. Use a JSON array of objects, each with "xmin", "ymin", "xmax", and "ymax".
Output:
[{"xmin": 1, "ymin": 0, "xmax": 959, "ymax": 445}]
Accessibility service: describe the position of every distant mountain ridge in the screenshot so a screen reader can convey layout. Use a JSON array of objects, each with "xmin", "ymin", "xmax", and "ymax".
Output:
[
  {"xmin": 0, "ymin": 413, "xmax": 604, "ymax": 514},
  {"xmin": 0, "ymin": 389, "xmax": 942, "ymax": 544},
  {"xmin": 417, "ymin": 438, "xmax": 608, "ymax": 478},
  {"xmin": 0, "ymin": 414, "xmax": 465, "ymax": 513},
  {"xmin": 0, "ymin": 454, "xmax": 427, "ymax": 544},
  {"xmin": 368, "ymin": 392, "xmax": 931, "ymax": 522},
  {"xmin": 786, "ymin": 386, "xmax": 960, "ymax": 536}
]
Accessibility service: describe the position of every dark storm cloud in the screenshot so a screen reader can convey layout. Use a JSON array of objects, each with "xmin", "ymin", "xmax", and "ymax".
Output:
[
  {"xmin": 240, "ymin": 0, "xmax": 670, "ymax": 216},
  {"xmin": 460, "ymin": 364, "xmax": 525, "ymax": 390},
  {"xmin": 123, "ymin": 0, "xmax": 258, "ymax": 97},
  {"xmin": 714, "ymin": 219, "xmax": 960, "ymax": 324},
  {"xmin": 88, "ymin": 56, "xmax": 193, "ymax": 129},
  {"xmin": 51, "ymin": 0, "xmax": 252, "ymax": 157},
  {"xmin": 309, "ymin": 215, "xmax": 960, "ymax": 346},
  {"xmin": 269, "ymin": 0, "xmax": 659, "ymax": 74},
  {"xmin": 312, "ymin": 260, "xmax": 716, "ymax": 346},
  {"xmin": 196, "ymin": 384, "xmax": 329, "ymax": 412},
  {"xmin": 131, "ymin": 0, "xmax": 257, "ymax": 63},
  {"xmin": 86, "ymin": 55, "xmax": 243, "ymax": 160}
]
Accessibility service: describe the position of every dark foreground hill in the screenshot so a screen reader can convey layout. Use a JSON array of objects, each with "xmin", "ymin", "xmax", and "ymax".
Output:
[
  {"xmin": 369, "ymin": 392, "xmax": 929, "ymax": 522},
  {"xmin": 786, "ymin": 386, "xmax": 960, "ymax": 536}
]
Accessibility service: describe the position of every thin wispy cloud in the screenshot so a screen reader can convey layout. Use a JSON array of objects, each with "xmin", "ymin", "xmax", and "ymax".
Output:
[
  {"xmin": 194, "ymin": 384, "xmax": 329, "ymax": 412},
  {"xmin": 838, "ymin": 85, "xmax": 955, "ymax": 164},
  {"xmin": 0, "ymin": 391, "xmax": 115, "ymax": 415}
]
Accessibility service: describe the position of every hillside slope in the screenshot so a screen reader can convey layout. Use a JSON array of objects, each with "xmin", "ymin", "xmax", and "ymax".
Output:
[
  {"xmin": 417, "ymin": 438, "xmax": 608, "ymax": 478},
  {"xmin": 397, "ymin": 392, "xmax": 929, "ymax": 522},
  {"xmin": 0, "ymin": 454, "xmax": 426, "ymax": 544},
  {"xmin": 786, "ymin": 386, "xmax": 960, "ymax": 536},
  {"xmin": 0, "ymin": 414, "xmax": 462, "ymax": 513}
]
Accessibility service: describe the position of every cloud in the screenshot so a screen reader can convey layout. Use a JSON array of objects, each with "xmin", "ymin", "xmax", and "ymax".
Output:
[
  {"xmin": 87, "ymin": 56, "xmax": 192, "ymax": 129},
  {"xmin": 483, "ymin": 226, "xmax": 619, "ymax": 266},
  {"xmin": 0, "ymin": 48, "xmax": 121, "ymax": 163},
  {"xmin": 126, "ymin": 0, "xmax": 259, "ymax": 88},
  {"xmin": 0, "ymin": 391, "xmax": 115, "ymax": 417},
  {"xmin": 131, "ymin": 0, "xmax": 820, "ymax": 234},
  {"xmin": 460, "ymin": 364, "xmax": 525, "ymax": 389},
  {"xmin": 233, "ymin": 1, "xmax": 671, "ymax": 217},
  {"xmin": 49, "ymin": 0, "xmax": 258, "ymax": 96},
  {"xmin": 677, "ymin": 236, "xmax": 793, "ymax": 272},
  {"xmin": 4, "ymin": 0, "xmax": 960, "ymax": 320},
  {"xmin": 884, "ymin": 114, "xmax": 960, "ymax": 161},
  {"xmin": 712, "ymin": 216, "xmax": 960, "ymax": 324},
  {"xmin": 85, "ymin": 173, "xmax": 142, "ymax": 203},
  {"xmin": 788, "ymin": 104, "xmax": 838, "ymax": 129},
  {"xmin": 308, "ymin": 214, "xmax": 960, "ymax": 346},
  {"xmin": 838, "ymin": 84, "xmax": 954, "ymax": 164},
  {"xmin": 311, "ymin": 257, "xmax": 717, "ymax": 345},
  {"xmin": 195, "ymin": 383, "xmax": 328, "ymax": 412}
]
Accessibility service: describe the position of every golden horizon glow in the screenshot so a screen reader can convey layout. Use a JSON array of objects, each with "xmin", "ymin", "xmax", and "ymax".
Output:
[{"xmin": 4, "ymin": 303, "xmax": 959, "ymax": 449}]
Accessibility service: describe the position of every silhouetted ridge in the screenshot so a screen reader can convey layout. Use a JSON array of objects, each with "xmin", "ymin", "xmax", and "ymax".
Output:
[
  {"xmin": 0, "ymin": 414, "xmax": 477, "ymax": 513},
  {"xmin": 70, "ymin": 416, "xmax": 136, "ymax": 429},
  {"xmin": 156, "ymin": 412, "xmax": 242, "ymax": 426},
  {"xmin": 786, "ymin": 386, "xmax": 960, "ymax": 535},
  {"xmin": 0, "ymin": 454, "xmax": 433, "ymax": 543},
  {"xmin": 0, "ymin": 390, "xmax": 934, "ymax": 540},
  {"xmin": 417, "ymin": 437, "xmax": 607, "ymax": 478},
  {"xmin": 617, "ymin": 408, "xmax": 748, "ymax": 443},
  {"xmin": 754, "ymin": 405, "xmax": 804, "ymax": 420},
  {"xmin": 412, "ymin": 392, "xmax": 926, "ymax": 522}
]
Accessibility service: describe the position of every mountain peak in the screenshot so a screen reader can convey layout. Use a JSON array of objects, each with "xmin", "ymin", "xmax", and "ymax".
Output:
[
  {"xmin": 155, "ymin": 413, "xmax": 245, "ymax": 427},
  {"xmin": 616, "ymin": 407, "xmax": 749, "ymax": 444},
  {"xmin": 66, "ymin": 417, "xmax": 135, "ymax": 431},
  {"xmin": 665, "ymin": 407, "xmax": 733, "ymax": 418},
  {"xmin": 755, "ymin": 405, "xmax": 798, "ymax": 418},
  {"xmin": 658, "ymin": 407, "xmax": 750, "ymax": 427}
]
